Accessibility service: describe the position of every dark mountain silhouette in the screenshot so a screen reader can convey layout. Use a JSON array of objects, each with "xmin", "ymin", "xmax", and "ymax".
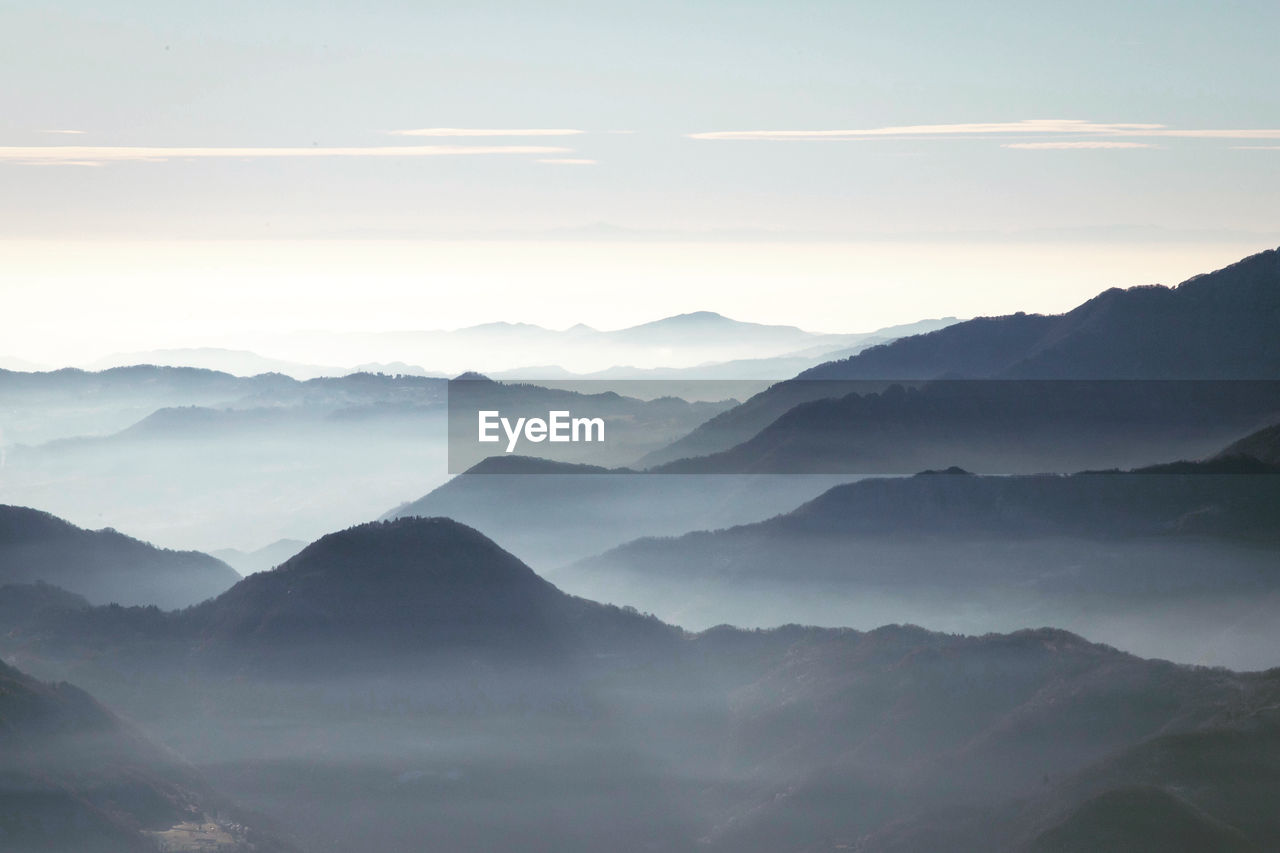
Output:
[
  {"xmin": 5, "ymin": 517, "xmax": 678, "ymax": 687},
  {"xmin": 0, "ymin": 505, "xmax": 239, "ymax": 608},
  {"xmin": 802, "ymin": 246, "xmax": 1280, "ymax": 381},
  {"xmin": 0, "ymin": 658, "xmax": 295, "ymax": 853},
  {"xmin": 651, "ymin": 380, "xmax": 1280, "ymax": 474},
  {"xmin": 1216, "ymin": 421, "xmax": 1280, "ymax": 466},
  {"xmin": 643, "ymin": 248, "xmax": 1280, "ymax": 468},
  {"xmin": 186, "ymin": 517, "xmax": 679, "ymax": 676}
]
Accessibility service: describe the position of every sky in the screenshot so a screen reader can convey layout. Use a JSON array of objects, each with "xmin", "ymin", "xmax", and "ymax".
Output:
[{"xmin": 2, "ymin": 0, "xmax": 1279, "ymax": 362}]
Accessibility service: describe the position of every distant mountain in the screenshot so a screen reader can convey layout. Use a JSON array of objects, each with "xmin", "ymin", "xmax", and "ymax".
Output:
[
  {"xmin": 0, "ymin": 369, "xmax": 457, "ymax": 551},
  {"xmin": 237, "ymin": 310, "xmax": 884, "ymax": 375},
  {"xmin": 642, "ymin": 248, "xmax": 1280, "ymax": 468},
  {"xmin": 382, "ymin": 455, "xmax": 849, "ymax": 567},
  {"xmin": 210, "ymin": 538, "xmax": 307, "ymax": 575},
  {"xmin": 0, "ymin": 505, "xmax": 239, "ymax": 608},
  {"xmin": 88, "ymin": 347, "xmax": 351, "ymax": 380},
  {"xmin": 0, "ymin": 658, "xmax": 295, "ymax": 853},
  {"xmin": 493, "ymin": 317, "xmax": 961, "ymax": 381}
]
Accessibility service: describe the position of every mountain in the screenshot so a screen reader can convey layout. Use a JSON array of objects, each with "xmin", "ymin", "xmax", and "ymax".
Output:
[
  {"xmin": 0, "ymin": 365, "xmax": 442, "ymax": 446},
  {"xmin": 381, "ymin": 455, "xmax": 850, "ymax": 568},
  {"xmin": 1217, "ymin": 421, "xmax": 1280, "ymax": 466},
  {"xmin": 641, "ymin": 248, "xmax": 1280, "ymax": 468},
  {"xmin": 492, "ymin": 318, "xmax": 960, "ymax": 382},
  {"xmin": 560, "ymin": 460, "xmax": 1280, "ymax": 667},
  {"xmin": 649, "ymin": 379, "xmax": 1280, "ymax": 474},
  {"xmin": 210, "ymin": 538, "xmax": 307, "ymax": 575},
  {"xmin": 4, "ymin": 515, "xmax": 1280, "ymax": 851},
  {"xmin": 0, "ymin": 365, "xmax": 294, "ymax": 445},
  {"xmin": 0, "ymin": 658, "xmax": 295, "ymax": 853},
  {"xmin": 88, "ymin": 347, "xmax": 350, "ymax": 380},
  {"xmin": 185, "ymin": 517, "xmax": 678, "ymax": 677},
  {"xmin": 802, "ymin": 246, "xmax": 1280, "ymax": 381},
  {"xmin": 4, "ymin": 517, "xmax": 679, "ymax": 689},
  {"xmin": 235, "ymin": 311, "xmax": 881, "ymax": 376},
  {"xmin": 0, "ymin": 370, "xmax": 453, "ymax": 551},
  {"xmin": 700, "ymin": 626, "xmax": 1280, "ymax": 853},
  {"xmin": 0, "ymin": 505, "xmax": 240, "ymax": 608}
]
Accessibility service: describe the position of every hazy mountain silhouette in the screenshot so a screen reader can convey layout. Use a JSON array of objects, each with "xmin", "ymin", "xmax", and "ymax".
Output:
[
  {"xmin": 88, "ymin": 347, "xmax": 351, "ymax": 380},
  {"xmin": 697, "ymin": 626, "xmax": 1280, "ymax": 852},
  {"xmin": 382, "ymin": 456, "xmax": 849, "ymax": 567},
  {"xmin": 491, "ymin": 317, "xmax": 961, "ymax": 380},
  {"xmin": 210, "ymin": 538, "xmax": 307, "ymax": 575},
  {"xmin": 0, "ymin": 658, "xmax": 295, "ymax": 853},
  {"xmin": 0, "ymin": 365, "xmax": 441, "ymax": 445},
  {"xmin": 643, "ymin": 248, "xmax": 1280, "ymax": 467},
  {"xmin": 0, "ymin": 505, "xmax": 239, "ymax": 608},
  {"xmin": 235, "ymin": 310, "xmax": 882, "ymax": 376},
  {"xmin": 563, "ymin": 456, "xmax": 1280, "ymax": 666},
  {"xmin": 4, "ymin": 517, "xmax": 1280, "ymax": 851}
]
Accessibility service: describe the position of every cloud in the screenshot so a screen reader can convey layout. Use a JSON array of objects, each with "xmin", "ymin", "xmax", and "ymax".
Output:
[
  {"xmin": 689, "ymin": 119, "xmax": 1280, "ymax": 142},
  {"xmin": 0, "ymin": 144, "xmax": 573, "ymax": 164},
  {"xmin": 388, "ymin": 128, "xmax": 585, "ymax": 137},
  {"xmin": 38, "ymin": 129, "xmax": 86, "ymax": 135},
  {"xmin": 1231, "ymin": 145, "xmax": 1280, "ymax": 150},
  {"xmin": 1002, "ymin": 141, "xmax": 1156, "ymax": 149},
  {"xmin": 536, "ymin": 158, "xmax": 597, "ymax": 165}
]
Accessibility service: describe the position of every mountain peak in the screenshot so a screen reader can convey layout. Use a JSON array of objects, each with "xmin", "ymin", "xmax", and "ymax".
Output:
[{"xmin": 272, "ymin": 516, "xmax": 545, "ymax": 587}]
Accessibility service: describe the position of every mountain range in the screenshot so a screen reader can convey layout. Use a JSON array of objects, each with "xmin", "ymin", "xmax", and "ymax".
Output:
[
  {"xmin": 2, "ymin": 516, "xmax": 1279, "ymax": 851},
  {"xmin": 0, "ymin": 505, "xmax": 239, "ymax": 608},
  {"xmin": 641, "ymin": 247, "xmax": 1280, "ymax": 468},
  {"xmin": 557, "ymin": 425, "xmax": 1280, "ymax": 667}
]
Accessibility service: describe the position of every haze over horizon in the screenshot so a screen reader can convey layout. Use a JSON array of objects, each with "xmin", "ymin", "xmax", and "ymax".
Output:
[{"xmin": 4, "ymin": 1, "xmax": 1279, "ymax": 364}]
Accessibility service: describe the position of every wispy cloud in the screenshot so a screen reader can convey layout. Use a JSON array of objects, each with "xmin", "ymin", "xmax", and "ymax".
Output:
[
  {"xmin": 689, "ymin": 119, "xmax": 1280, "ymax": 143},
  {"xmin": 1002, "ymin": 141, "xmax": 1156, "ymax": 149},
  {"xmin": 387, "ymin": 128, "xmax": 585, "ymax": 137},
  {"xmin": 1231, "ymin": 145, "xmax": 1280, "ymax": 150},
  {"xmin": 0, "ymin": 144, "xmax": 573, "ymax": 165},
  {"xmin": 536, "ymin": 158, "xmax": 597, "ymax": 165},
  {"xmin": 38, "ymin": 129, "xmax": 86, "ymax": 135}
]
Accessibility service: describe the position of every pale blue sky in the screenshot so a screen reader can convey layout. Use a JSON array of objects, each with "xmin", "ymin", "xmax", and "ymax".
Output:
[{"xmin": 1, "ymin": 0, "xmax": 1278, "ymax": 356}]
